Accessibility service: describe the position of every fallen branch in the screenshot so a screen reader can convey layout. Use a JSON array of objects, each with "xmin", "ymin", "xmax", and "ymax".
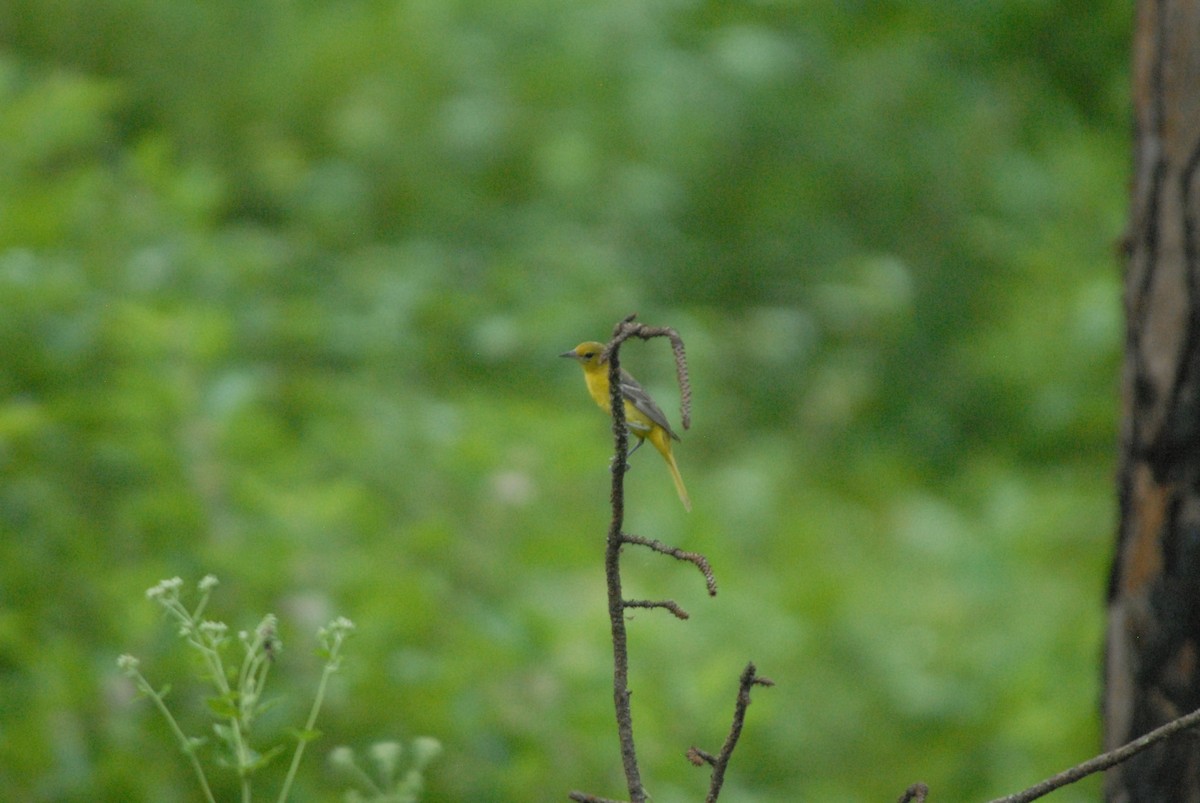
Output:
[
  {"xmin": 988, "ymin": 703, "xmax": 1200, "ymax": 802},
  {"xmin": 898, "ymin": 702, "xmax": 1200, "ymax": 803}
]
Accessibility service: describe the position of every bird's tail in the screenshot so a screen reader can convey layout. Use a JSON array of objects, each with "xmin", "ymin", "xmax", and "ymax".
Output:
[{"xmin": 650, "ymin": 429, "xmax": 691, "ymax": 512}]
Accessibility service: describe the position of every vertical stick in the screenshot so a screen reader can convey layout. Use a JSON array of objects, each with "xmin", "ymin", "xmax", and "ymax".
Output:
[{"xmin": 603, "ymin": 343, "xmax": 646, "ymax": 803}]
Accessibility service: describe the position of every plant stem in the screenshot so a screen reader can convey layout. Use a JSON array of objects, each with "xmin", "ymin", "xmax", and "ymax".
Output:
[
  {"xmin": 136, "ymin": 673, "xmax": 218, "ymax": 803},
  {"xmin": 276, "ymin": 636, "xmax": 342, "ymax": 803}
]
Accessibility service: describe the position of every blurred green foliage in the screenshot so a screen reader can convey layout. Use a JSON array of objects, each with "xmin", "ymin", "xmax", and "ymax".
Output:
[{"xmin": 0, "ymin": 0, "xmax": 1127, "ymax": 800}]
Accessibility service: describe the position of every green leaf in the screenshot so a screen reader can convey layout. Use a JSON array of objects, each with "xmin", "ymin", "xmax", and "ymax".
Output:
[
  {"xmin": 211, "ymin": 722, "xmax": 236, "ymax": 746},
  {"xmin": 288, "ymin": 727, "xmax": 323, "ymax": 744},
  {"xmin": 205, "ymin": 692, "xmax": 239, "ymax": 719},
  {"xmin": 243, "ymin": 743, "xmax": 285, "ymax": 772}
]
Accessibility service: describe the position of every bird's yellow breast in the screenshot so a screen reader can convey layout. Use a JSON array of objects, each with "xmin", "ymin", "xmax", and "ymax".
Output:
[{"xmin": 582, "ymin": 363, "xmax": 652, "ymax": 435}]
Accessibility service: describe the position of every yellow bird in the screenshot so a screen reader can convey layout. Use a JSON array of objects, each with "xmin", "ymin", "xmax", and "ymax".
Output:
[{"xmin": 561, "ymin": 341, "xmax": 691, "ymax": 512}]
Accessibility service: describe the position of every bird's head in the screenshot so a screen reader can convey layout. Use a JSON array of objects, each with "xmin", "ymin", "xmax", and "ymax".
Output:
[{"xmin": 559, "ymin": 341, "xmax": 607, "ymax": 368}]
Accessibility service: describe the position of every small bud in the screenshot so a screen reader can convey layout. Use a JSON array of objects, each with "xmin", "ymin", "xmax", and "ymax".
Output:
[
  {"xmin": 199, "ymin": 620, "xmax": 228, "ymax": 644},
  {"xmin": 328, "ymin": 745, "xmax": 357, "ymax": 772},
  {"xmin": 146, "ymin": 577, "xmax": 184, "ymax": 600},
  {"xmin": 257, "ymin": 614, "xmax": 278, "ymax": 641},
  {"xmin": 410, "ymin": 736, "xmax": 442, "ymax": 768},
  {"xmin": 369, "ymin": 740, "xmax": 403, "ymax": 776}
]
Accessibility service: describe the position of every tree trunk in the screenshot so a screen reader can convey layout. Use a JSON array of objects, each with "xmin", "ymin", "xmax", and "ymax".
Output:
[{"xmin": 1105, "ymin": 1, "xmax": 1200, "ymax": 800}]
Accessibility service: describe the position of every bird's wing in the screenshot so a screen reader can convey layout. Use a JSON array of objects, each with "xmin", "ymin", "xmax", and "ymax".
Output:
[{"xmin": 618, "ymin": 368, "xmax": 680, "ymax": 441}]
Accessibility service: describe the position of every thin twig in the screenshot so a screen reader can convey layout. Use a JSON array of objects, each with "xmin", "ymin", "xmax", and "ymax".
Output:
[
  {"xmin": 607, "ymin": 314, "xmax": 691, "ymax": 431},
  {"xmin": 984, "ymin": 703, "xmax": 1200, "ymax": 803},
  {"xmin": 691, "ymin": 662, "xmax": 774, "ymax": 803},
  {"xmin": 568, "ymin": 793, "xmax": 627, "ymax": 803},
  {"xmin": 622, "ymin": 533, "xmax": 718, "ymax": 596},
  {"xmin": 624, "ymin": 599, "xmax": 690, "ymax": 620}
]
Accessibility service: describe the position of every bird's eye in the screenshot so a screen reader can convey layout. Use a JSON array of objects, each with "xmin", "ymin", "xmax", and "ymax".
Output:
[{"xmin": 583, "ymin": 351, "xmax": 595, "ymax": 358}]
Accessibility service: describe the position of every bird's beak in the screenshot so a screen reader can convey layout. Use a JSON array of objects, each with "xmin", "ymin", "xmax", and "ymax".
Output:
[{"xmin": 559, "ymin": 350, "xmax": 578, "ymax": 359}]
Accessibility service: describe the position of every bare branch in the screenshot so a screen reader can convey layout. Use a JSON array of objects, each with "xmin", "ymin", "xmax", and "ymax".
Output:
[
  {"xmin": 576, "ymin": 316, "xmax": 754, "ymax": 803},
  {"xmin": 624, "ymin": 599, "xmax": 690, "ymax": 620},
  {"xmin": 690, "ymin": 662, "xmax": 773, "ymax": 803},
  {"xmin": 622, "ymin": 533, "xmax": 718, "ymax": 597},
  {"xmin": 600, "ymin": 334, "xmax": 646, "ymax": 803},
  {"xmin": 592, "ymin": 316, "xmax": 699, "ymax": 803}
]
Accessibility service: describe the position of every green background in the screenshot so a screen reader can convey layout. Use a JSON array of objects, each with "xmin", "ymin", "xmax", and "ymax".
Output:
[{"xmin": 0, "ymin": 1, "xmax": 1128, "ymax": 800}]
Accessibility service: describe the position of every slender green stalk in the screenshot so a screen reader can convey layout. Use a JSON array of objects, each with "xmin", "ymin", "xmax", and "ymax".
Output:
[
  {"xmin": 167, "ymin": 583, "xmax": 255, "ymax": 800},
  {"xmin": 118, "ymin": 656, "xmax": 217, "ymax": 803},
  {"xmin": 327, "ymin": 746, "xmax": 386, "ymax": 796},
  {"xmin": 276, "ymin": 617, "xmax": 354, "ymax": 803}
]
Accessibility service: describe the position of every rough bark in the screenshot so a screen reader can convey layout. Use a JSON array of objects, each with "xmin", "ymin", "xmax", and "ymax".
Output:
[{"xmin": 1106, "ymin": 1, "xmax": 1200, "ymax": 800}]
